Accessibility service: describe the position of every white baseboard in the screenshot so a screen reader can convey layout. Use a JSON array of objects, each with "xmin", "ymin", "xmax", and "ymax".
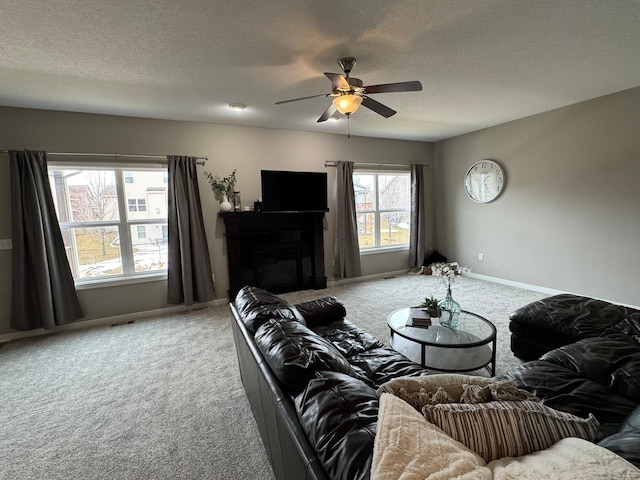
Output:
[
  {"xmin": 0, "ymin": 298, "xmax": 228, "ymax": 343},
  {"xmin": 465, "ymin": 272, "xmax": 640, "ymax": 309},
  {"xmin": 4, "ymin": 271, "xmax": 634, "ymax": 343},
  {"xmin": 327, "ymin": 269, "xmax": 411, "ymax": 288},
  {"xmin": 464, "ymin": 272, "xmax": 566, "ymax": 296}
]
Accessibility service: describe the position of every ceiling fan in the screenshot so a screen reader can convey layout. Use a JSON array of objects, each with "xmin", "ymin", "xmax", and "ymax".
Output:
[{"xmin": 275, "ymin": 57, "xmax": 423, "ymax": 123}]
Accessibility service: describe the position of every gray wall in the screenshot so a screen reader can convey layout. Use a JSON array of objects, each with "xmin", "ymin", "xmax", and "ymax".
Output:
[
  {"xmin": 0, "ymin": 107, "xmax": 432, "ymax": 335},
  {"xmin": 2, "ymin": 86, "xmax": 637, "ymax": 336},
  {"xmin": 433, "ymin": 87, "xmax": 640, "ymax": 306}
]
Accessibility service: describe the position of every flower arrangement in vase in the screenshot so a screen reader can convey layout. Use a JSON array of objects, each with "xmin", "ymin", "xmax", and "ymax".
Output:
[
  {"xmin": 204, "ymin": 169, "xmax": 236, "ymax": 212},
  {"xmin": 430, "ymin": 262, "xmax": 470, "ymax": 328}
]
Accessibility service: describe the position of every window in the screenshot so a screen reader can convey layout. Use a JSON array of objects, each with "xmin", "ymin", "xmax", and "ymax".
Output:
[
  {"xmin": 353, "ymin": 170, "xmax": 411, "ymax": 250},
  {"xmin": 128, "ymin": 198, "xmax": 147, "ymax": 212},
  {"xmin": 48, "ymin": 165, "xmax": 168, "ymax": 283}
]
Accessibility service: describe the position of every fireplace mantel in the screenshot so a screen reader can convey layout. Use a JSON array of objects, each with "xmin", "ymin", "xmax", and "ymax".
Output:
[{"xmin": 220, "ymin": 211, "xmax": 327, "ymax": 299}]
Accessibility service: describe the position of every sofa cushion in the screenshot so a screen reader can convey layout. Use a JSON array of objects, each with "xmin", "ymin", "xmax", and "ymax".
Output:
[
  {"xmin": 540, "ymin": 337, "xmax": 640, "ymax": 403},
  {"xmin": 422, "ymin": 400, "xmax": 600, "ymax": 462},
  {"xmin": 499, "ymin": 359, "xmax": 639, "ymax": 441},
  {"xmin": 295, "ymin": 371, "xmax": 378, "ymax": 480},
  {"xmin": 509, "ymin": 294, "xmax": 636, "ymax": 349},
  {"xmin": 598, "ymin": 405, "xmax": 640, "ymax": 469},
  {"xmin": 311, "ymin": 319, "xmax": 384, "ymax": 358},
  {"xmin": 254, "ymin": 318, "xmax": 356, "ymax": 395},
  {"xmin": 234, "ymin": 286, "xmax": 306, "ymax": 333},
  {"xmin": 347, "ymin": 347, "xmax": 429, "ymax": 387},
  {"xmin": 294, "ymin": 296, "xmax": 347, "ymax": 327}
]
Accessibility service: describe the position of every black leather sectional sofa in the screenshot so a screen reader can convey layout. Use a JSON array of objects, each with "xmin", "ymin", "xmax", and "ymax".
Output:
[
  {"xmin": 230, "ymin": 286, "xmax": 640, "ymax": 480},
  {"xmin": 504, "ymin": 293, "xmax": 640, "ymax": 466},
  {"xmin": 230, "ymin": 286, "xmax": 428, "ymax": 480},
  {"xmin": 509, "ymin": 293, "xmax": 640, "ymax": 361}
]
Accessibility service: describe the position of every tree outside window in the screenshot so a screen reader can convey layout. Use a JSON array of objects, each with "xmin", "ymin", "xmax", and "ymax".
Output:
[
  {"xmin": 353, "ymin": 170, "xmax": 410, "ymax": 250},
  {"xmin": 48, "ymin": 166, "xmax": 168, "ymax": 282}
]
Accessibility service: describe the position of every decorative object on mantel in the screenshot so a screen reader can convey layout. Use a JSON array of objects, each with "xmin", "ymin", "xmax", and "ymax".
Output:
[
  {"xmin": 204, "ymin": 169, "xmax": 236, "ymax": 212},
  {"xmin": 431, "ymin": 262, "xmax": 470, "ymax": 328},
  {"xmin": 419, "ymin": 296, "xmax": 441, "ymax": 317},
  {"xmin": 231, "ymin": 191, "xmax": 242, "ymax": 212}
]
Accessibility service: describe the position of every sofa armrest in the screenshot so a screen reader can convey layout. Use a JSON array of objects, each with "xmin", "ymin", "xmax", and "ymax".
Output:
[{"xmin": 295, "ymin": 296, "xmax": 347, "ymax": 327}]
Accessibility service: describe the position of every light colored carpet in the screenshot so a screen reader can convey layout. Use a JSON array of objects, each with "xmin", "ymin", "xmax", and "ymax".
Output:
[
  {"xmin": 0, "ymin": 274, "xmax": 547, "ymax": 479},
  {"xmin": 281, "ymin": 273, "xmax": 547, "ymax": 375}
]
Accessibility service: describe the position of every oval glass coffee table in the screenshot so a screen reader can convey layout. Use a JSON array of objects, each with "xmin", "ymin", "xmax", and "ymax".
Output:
[{"xmin": 387, "ymin": 307, "xmax": 497, "ymax": 376}]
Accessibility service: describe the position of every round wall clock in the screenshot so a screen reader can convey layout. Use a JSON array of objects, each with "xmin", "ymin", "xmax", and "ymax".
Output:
[{"xmin": 464, "ymin": 160, "xmax": 505, "ymax": 203}]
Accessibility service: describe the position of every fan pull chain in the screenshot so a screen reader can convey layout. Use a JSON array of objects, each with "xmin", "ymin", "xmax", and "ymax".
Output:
[{"xmin": 347, "ymin": 114, "xmax": 351, "ymax": 139}]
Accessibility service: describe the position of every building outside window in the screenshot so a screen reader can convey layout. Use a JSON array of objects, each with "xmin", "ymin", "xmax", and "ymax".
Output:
[
  {"xmin": 353, "ymin": 169, "xmax": 411, "ymax": 251},
  {"xmin": 128, "ymin": 198, "xmax": 147, "ymax": 212},
  {"xmin": 47, "ymin": 165, "xmax": 168, "ymax": 283}
]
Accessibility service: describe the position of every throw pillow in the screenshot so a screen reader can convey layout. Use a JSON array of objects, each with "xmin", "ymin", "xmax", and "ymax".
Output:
[
  {"xmin": 294, "ymin": 296, "xmax": 347, "ymax": 327},
  {"xmin": 396, "ymin": 385, "xmax": 455, "ymax": 410},
  {"xmin": 378, "ymin": 373, "xmax": 494, "ymax": 404},
  {"xmin": 422, "ymin": 400, "xmax": 600, "ymax": 462},
  {"xmin": 459, "ymin": 380, "xmax": 540, "ymax": 404}
]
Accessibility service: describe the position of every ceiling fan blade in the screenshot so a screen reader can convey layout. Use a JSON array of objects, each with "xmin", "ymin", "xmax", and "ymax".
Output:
[
  {"xmin": 317, "ymin": 104, "xmax": 337, "ymax": 123},
  {"xmin": 361, "ymin": 96, "xmax": 396, "ymax": 118},
  {"xmin": 363, "ymin": 81, "xmax": 423, "ymax": 94},
  {"xmin": 275, "ymin": 93, "xmax": 329, "ymax": 105},
  {"xmin": 324, "ymin": 72, "xmax": 350, "ymax": 90}
]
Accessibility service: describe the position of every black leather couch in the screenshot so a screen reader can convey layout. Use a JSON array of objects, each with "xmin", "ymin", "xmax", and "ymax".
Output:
[
  {"xmin": 230, "ymin": 286, "xmax": 428, "ymax": 480},
  {"xmin": 230, "ymin": 286, "xmax": 640, "ymax": 479},
  {"xmin": 504, "ymin": 293, "xmax": 640, "ymax": 467},
  {"xmin": 509, "ymin": 293, "xmax": 640, "ymax": 360}
]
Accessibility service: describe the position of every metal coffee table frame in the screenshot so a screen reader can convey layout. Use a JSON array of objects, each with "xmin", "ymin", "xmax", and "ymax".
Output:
[{"xmin": 387, "ymin": 308, "xmax": 497, "ymax": 376}]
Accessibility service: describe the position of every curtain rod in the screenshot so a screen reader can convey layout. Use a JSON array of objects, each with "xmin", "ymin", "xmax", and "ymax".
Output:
[
  {"xmin": 0, "ymin": 150, "xmax": 208, "ymax": 166},
  {"xmin": 324, "ymin": 161, "xmax": 417, "ymax": 168}
]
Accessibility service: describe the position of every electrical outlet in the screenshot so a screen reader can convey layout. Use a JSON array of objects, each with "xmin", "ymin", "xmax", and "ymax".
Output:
[
  {"xmin": 478, "ymin": 252, "xmax": 484, "ymax": 261},
  {"xmin": 0, "ymin": 239, "xmax": 12, "ymax": 250}
]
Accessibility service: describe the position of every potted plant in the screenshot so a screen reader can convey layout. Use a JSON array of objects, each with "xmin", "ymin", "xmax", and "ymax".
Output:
[
  {"xmin": 205, "ymin": 169, "xmax": 236, "ymax": 211},
  {"xmin": 420, "ymin": 296, "xmax": 441, "ymax": 317}
]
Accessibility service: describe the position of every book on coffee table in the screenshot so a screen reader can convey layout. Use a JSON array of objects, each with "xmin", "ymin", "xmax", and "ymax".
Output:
[{"xmin": 407, "ymin": 308, "xmax": 431, "ymax": 327}]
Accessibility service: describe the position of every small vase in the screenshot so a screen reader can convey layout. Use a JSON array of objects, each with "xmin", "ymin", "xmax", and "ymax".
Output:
[
  {"xmin": 220, "ymin": 194, "xmax": 233, "ymax": 212},
  {"xmin": 438, "ymin": 286, "xmax": 461, "ymax": 328}
]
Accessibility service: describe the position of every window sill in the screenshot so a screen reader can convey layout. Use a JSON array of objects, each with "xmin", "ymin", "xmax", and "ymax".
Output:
[
  {"xmin": 75, "ymin": 272, "xmax": 167, "ymax": 290},
  {"xmin": 360, "ymin": 245, "xmax": 409, "ymax": 256}
]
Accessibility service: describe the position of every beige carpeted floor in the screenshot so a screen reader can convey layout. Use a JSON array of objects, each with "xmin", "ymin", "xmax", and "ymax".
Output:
[{"xmin": 0, "ymin": 274, "xmax": 547, "ymax": 480}]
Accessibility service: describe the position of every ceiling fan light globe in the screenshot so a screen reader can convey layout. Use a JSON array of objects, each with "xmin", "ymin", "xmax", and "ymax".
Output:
[{"xmin": 332, "ymin": 95, "xmax": 362, "ymax": 115}]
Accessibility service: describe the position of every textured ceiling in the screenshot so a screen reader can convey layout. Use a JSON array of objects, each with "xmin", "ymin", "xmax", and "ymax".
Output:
[{"xmin": 1, "ymin": 0, "xmax": 639, "ymax": 141}]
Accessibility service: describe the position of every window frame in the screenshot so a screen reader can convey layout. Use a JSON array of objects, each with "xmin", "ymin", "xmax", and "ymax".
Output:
[
  {"xmin": 353, "ymin": 167, "xmax": 411, "ymax": 253},
  {"xmin": 48, "ymin": 161, "xmax": 169, "ymax": 287}
]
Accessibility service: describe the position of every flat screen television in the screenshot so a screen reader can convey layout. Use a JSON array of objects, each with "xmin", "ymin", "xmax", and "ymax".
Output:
[{"xmin": 261, "ymin": 170, "xmax": 329, "ymax": 213}]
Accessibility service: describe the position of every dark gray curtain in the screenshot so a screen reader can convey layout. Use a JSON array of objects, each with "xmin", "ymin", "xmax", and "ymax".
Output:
[
  {"xmin": 9, "ymin": 150, "xmax": 84, "ymax": 330},
  {"xmin": 409, "ymin": 164, "xmax": 426, "ymax": 268},
  {"xmin": 167, "ymin": 155, "xmax": 215, "ymax": 305},
  {"xmin": 333, "ymin": 161, "xmax": 362, "ymax": 279}
]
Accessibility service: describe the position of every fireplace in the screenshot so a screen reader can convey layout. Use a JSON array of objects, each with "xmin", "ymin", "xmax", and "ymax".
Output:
[{"xmin": 220, "ymin": 212, "xmax": 327, "ymax": 299}]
